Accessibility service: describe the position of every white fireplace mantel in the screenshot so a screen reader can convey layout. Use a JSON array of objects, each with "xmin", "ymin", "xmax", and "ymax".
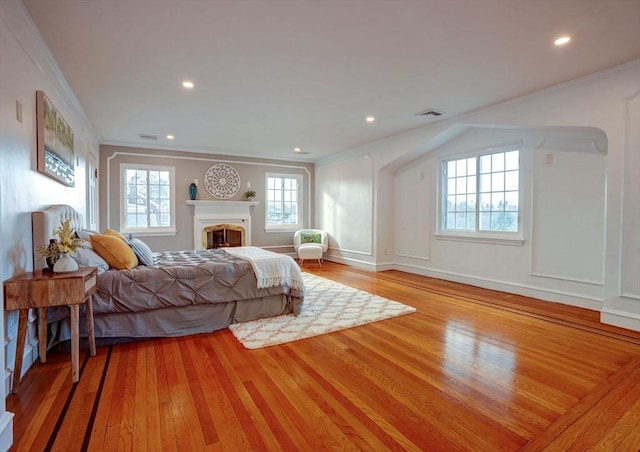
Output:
[
  {"xmin": 186, "ymin": 200, "xmax": 259, "ymax": 215},
  {"xmin": 186, "ymin": 200, "xmax": 259, "ymax": 249}
]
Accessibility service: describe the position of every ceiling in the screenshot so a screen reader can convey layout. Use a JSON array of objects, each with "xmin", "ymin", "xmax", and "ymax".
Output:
[{"xmin": 22, "ymin": 0, "xmax": 640, "ymax": 161}]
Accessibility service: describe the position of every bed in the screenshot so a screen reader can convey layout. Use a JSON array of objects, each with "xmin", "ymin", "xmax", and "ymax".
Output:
[{"xmin": 32, "ymin": 205, "xmax": 304, "ymax": 341}]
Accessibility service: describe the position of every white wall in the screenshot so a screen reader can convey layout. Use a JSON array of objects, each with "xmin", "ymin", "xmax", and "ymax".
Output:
[
  {"xmin": 530, "ymin": 144, "xmax": 606, "ymax": 285},
  {"xmin": 317, "ymin": 155, "xmax": 373, "ymax": 266},
  {"xmin": 316, "ymin": 61, "xmax": 640, "ymax": 331},
  {"xmin": 395, "ymin": 127, "xmax": 607, "ymax": 308},
  {"xmin": 0, "ymin": 0, "xmax": 99, "ymax": 445},
  {"xmin": 610, "ymin": 91, "xmax": 640, "ymax": 324}
]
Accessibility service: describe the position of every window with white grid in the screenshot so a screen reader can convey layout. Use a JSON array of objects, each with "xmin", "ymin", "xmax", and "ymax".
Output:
[
  {"xmin": 120, "ymin": 164, "xmax": 175, "ymax": 234},
  {"xmin": 266, "ymin": 174, "xmax": 302, "ymax": 230},
  {"xmin": 442, "ymin": 149, "xmax": 519, "ymax": 234}
]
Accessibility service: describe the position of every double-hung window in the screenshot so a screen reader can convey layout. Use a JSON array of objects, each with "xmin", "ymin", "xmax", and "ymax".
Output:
[
  {"xmin": 441, "ymin": 148, "xmax": 520, "ymax": 240},
  {"xmin": 121, "ymin": 164, "xmax": 175, "ymax": 234},
  {"xmin": 265, "ymin": 173, "xmax": 302, "ymax": 230}
]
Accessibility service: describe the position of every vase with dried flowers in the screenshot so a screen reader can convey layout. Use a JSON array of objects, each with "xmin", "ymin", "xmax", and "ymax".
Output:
[
  {"xmin": 43, "ymin": 239, "xmax": 59, "ymax": 272},
  {"xmin": 37, "ymin": 219, "xmax": 84, "ymax": 273}
]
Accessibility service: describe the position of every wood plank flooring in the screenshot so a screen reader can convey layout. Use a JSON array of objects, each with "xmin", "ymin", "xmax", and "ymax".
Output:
[{"xmin": 8, "ymin": 262, "xmax": 640, "ymax": 451}]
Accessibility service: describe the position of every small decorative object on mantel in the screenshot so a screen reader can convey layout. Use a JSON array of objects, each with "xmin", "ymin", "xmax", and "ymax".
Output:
[
  {"xmin": 244, "ymin": 190, "xmax": 256, "ymax": 201},
  {"xmin": 189, "ymin": 179, "xmax": 198, "ymax": 200},
  {"xmin": 37, "ymin": 218, "xmax": 84, "ymax": 273}
]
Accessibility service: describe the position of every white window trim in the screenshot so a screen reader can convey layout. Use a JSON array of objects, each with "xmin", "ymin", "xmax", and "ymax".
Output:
[
  {"xmin": 434, "ymin": 231, "xmax": 524, "ymax": 246},
  {"xmin": 264, "ymin": 172, "xmax": 303, "ymax": 231},
  {"xmin": 264, "ymin": 228, "xmax": 300, "ymax": 234},
  {"xmin": 436, "ymin": 143, "xmax": 524, "ymax": 245},
  {"xmin": 120, "ymin": 163, "xmax": 177, "ymax": 235}
]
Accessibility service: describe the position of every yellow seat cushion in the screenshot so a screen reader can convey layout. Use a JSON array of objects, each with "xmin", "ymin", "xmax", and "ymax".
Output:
[
  {"xmin": 90, "ymin": 234, "xmax": 138, "ymax": 270},
  {"xmin": 104, "ymin": 228, "xmax": 127, "ymax": 242}
]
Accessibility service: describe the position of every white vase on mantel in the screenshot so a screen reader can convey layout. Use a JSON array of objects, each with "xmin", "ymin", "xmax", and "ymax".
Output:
[{"xmin": 53, "ymin": 252, "xmax": 78, "ymax": 273}]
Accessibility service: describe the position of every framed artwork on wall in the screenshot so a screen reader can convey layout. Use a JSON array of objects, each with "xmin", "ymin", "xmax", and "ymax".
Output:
[
  {"xmin": 204, "ymin": 163, "xmax": 241, "ymax": 199},
  {"xmin": 36, "ymin": 90, "xmax": 75, "ymax": 186}
]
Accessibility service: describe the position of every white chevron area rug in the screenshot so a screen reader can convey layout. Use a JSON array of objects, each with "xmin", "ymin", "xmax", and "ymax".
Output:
[{"xmin": 229, "ymin": 272, "xmax": 417, "ymax": 349}]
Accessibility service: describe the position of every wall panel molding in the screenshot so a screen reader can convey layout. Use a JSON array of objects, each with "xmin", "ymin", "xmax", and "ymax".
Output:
[{"xmin": 619, "ymin": 90, "xmax": 640, "ymax": 299}]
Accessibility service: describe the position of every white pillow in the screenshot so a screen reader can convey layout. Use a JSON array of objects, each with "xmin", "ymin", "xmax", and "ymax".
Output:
[
  {"xmin": 73, "ymin": 246, "xmax": 109, "ymax": 274},
  {"xmin": 76, "ymin": 228, "xmax": 100, "ymax": 240}
]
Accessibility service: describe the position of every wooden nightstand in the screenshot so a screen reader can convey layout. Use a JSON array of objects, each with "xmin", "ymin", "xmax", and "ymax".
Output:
[{"xmin": 4, "ymin": 266, "xmax": 97, "ymax": 393}]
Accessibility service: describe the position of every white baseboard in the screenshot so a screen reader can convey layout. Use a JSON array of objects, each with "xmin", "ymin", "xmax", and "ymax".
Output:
[
  {"xmin": 601, "ymin": 308, "xmax": 640, "ymax": 332},
  {"xmin": 324, "ymin": 254, "xmax": 378, "ymax": 271},
  {"xmin": 390, "ymin": 263, "xmax": 604, "ymax": 311},
  {"xmin": 374, "ymin": 262, "xmax": 395, "ymax": 271},
  {"xmin": 260, "ymin": 245, "xmax": 294, "ymax": 252},
  {"xmin": 0, "ymin": 411, "xmax": 14, "ymax": 451},
  {"xmin": 322, "ymin": 258, "xmax": 607, "ymax": 312},
  {"xmin": 4, "ymin": 337, "xmax": 38, "ymax": 396},
  {"xmin": 2, "ymin": 369, "xmax": 11, "ymax": 404}
]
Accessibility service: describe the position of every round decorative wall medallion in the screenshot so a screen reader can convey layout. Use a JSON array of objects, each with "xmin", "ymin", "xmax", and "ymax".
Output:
[{"xmin": 204, "ymin": 164, "xmax": 241, "ymax": 199}]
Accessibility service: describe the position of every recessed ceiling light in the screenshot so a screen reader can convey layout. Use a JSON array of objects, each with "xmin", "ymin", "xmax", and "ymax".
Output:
[
  {"xmin": 366, "ymin": 116, "xmax": 375, "ymax": 123},
  {"xmin": 182, "ymin": 80, "xmax": 194, "ymax": 89},
  {"xmin": 554, "ymin": 36, "xmax": 571, "ymax": 46},
  {"xmin": 293, "ymin": 147, "xmax": 309, "ymax": 155},
  {"xmin": 166, "ymin": 134, "xmax": 175, "ymax": 140}
]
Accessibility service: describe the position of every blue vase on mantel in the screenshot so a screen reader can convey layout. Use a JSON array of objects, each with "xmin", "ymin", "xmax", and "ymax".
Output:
[{"xmin": 189, "ymin": 182, "xmax": 198, "ymax": 200}]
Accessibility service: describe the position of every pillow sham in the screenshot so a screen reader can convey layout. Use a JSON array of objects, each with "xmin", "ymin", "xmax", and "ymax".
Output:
[
  {"xmin": 301, "ymin": 232, "xmax": 321, "ymax": 244},
  {"xmin": 90, "ymin": 234, "xmax": 139, "ymax": 270},
  {"xmin": 128, "ymin": 238, "xmax": 154, "ymax": 266},
  {"xmin": 76, "ymin": 228, "xmax": 99, "ymax": 241},
  {"xmin": 73, "ymin": 246, "xmax": 109, "ymax": 274}
]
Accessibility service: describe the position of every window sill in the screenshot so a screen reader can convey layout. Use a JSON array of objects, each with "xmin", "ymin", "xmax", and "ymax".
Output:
[
  {"xmin": 121, "ymin": 229, "xmax": 177, "ymax": 237},
  {"xmin": 265, "ymin": 228, "xmax": 300, "ymax": 233},
  {"xmin": 434, "ymin": 232, "xmax": 524, "ymax": 246}
]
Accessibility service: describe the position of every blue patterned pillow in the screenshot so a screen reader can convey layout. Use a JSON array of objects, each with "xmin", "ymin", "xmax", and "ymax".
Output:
[{"xmin": 128, "ymin": 238, "xmax": 154, "ymax": 266}]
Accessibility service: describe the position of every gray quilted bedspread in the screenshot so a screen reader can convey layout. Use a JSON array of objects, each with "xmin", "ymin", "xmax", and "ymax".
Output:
[{"xmin": 91, "ymin": 249, "xmax": 304, "ymax": 315}]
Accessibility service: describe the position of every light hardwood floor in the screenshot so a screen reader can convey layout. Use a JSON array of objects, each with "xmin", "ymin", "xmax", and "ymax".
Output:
[{"xmin": 8, "ymin": 262, "xmax": 640, "ymax": 451}]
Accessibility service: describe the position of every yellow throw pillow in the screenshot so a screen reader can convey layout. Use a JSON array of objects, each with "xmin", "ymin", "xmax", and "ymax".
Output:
[
  {"xmin": 90, "ymin": 234, "xmax": 138, "ymax": 270},
  {"xmin": 104, "ymin": 228, "xmax": 127, "ymax": 242}
]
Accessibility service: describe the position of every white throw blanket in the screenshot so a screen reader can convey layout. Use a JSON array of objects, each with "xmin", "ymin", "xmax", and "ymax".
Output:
[{"xmin": 223, "ymin": 246, "xmax": 304, "ymax": 291}]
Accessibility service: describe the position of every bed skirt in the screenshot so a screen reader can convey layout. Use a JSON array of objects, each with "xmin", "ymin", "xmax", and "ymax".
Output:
[{"xmin": 50, "ymin": 293, "xmax": 298, "ymax": 342}]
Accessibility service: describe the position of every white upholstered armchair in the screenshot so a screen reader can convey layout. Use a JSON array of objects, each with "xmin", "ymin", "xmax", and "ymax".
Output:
[{"xmin": 293, "ymin": 229, "xmax": 328, "ymax": 266}]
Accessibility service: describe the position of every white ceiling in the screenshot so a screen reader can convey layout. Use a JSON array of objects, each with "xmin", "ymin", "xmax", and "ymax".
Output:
[{"xmin": 22, "ymin": 0, "xmax": 640, "ymax": 161}]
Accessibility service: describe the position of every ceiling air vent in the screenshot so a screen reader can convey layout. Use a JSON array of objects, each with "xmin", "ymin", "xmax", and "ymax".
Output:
[
  {"xmin": 139, "ymin": 134, "xmax": 158, "ymax": 141},
  {"xmin": 415, "ymin": 109, "xmax": 445, "ymax": 118}
]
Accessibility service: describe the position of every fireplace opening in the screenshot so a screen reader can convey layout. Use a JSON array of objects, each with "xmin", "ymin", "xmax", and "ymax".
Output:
[{"xmin": 203, "ymin": 223, "xmax": 245, "ymax": 249}]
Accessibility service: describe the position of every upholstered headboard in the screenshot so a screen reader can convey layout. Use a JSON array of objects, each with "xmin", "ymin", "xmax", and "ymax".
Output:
[{"xmin": 32, "ymin": 205, "xmax": 84, "ymax": 270}]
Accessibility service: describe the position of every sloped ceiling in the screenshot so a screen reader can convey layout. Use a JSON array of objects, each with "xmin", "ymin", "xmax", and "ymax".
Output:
[{"xmin": 22, "ymin": 0, "xmax": 640, "ymax": 160}]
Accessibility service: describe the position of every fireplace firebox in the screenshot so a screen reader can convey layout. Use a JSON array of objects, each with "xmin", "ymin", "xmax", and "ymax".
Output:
[
  {"xmin": 187, "ymin": 200, "xmax": 257, "ymax": 250},
  {"xmin": 203, "ymin": 223, "xmax": 245, "ymax": 249}
]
